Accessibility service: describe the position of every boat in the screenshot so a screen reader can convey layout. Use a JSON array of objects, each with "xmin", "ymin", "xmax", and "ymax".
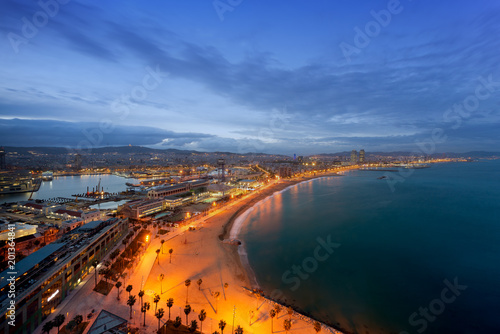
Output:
[
  {"xmin": 0, "ymin": 171, "xmax": 42, "ymax": 194},
  {"xmin": 42, "ymin": 171, "xmax": 54, "ymax": 181}
]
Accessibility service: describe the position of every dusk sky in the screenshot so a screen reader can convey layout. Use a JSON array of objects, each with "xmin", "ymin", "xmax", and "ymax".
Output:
[{"xmin": 1, "ymin": 0, "xmax": 499, "ymax": 155}]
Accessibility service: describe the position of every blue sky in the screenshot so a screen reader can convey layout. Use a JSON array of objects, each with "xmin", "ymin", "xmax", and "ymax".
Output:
[{"xmin": 1, "ymin": 0, "xmax": 499, "ymax": 155}]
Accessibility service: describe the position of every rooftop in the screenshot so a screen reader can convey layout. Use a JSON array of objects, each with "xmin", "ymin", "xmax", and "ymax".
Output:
[
  {"xmin": 87, "ymin": 310, "xmax": 128, "ymax": 334},
  {"xmin": 0, "ymin": 242, "xmax": 66, "ymax": 291}
]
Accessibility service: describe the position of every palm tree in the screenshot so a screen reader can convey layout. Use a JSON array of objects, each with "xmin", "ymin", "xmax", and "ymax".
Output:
[
  {"xmin": 185, "ymin": 279, "xmax": 191, "ymax": 303},
  {"xmin": 218, "ymin": 320, "xmax": 226, "ymax": 334},
  {"xmin": 127, "ymin": 295, "xmax": 136, "ymax": 319},
  {"xmin": 269, "ymin": 309, "xmax": 276, "ymax": 333},
  {"xmin": 158, "ymin": 274, "xmax": 165, "ymax": 294},
  {"xmin": 197, "ymin": 278, "xmax": 203, "ymax": 291},
  {"xmin": 184, "ymin": 304, "xmax": 192, "ymax": 325},
  {"xmin": 100, "ymin": 268, "xmax": 112, "ymax": 284},
  {"xmin": 235, "ymin": 326, "xmax": 244, "ymax": 334},
  {"xmin": 66, "ymin": 320, "xmax": 77, "ymax": 333},
  {"xmin": 139, "ymin": 290, "xmax": 145, "ymax": 306},
  {"xmin": 198, "ymin": 309, "xmax": 207, "ymax": 333},
  {"xmin": 53, "ymin": 314, "xmax": 65, "ymax": 334},
  {"xmin": 42, "ymin": 321, "xmax": 54, "ymax": 334},
  {"xmin": 213, "ymin": 291, "xmax": 220, "ymax": 313},
  {"xmin": 287, "ymin": 306, "xmax": 293, "ymax": 320},
  {"xmin": 155, "ymin": 308, "xmax": 165, "ymax": 332},
  {"xmin": 156, "ymin": 249, "xmax": 160, "ymax": 265},
  {"xmin": 166, "ymin": 298, "xmax": 174, "ymax": 320},
  {"xmin": 173, "ymin": 316, "xmax": 182, "ymax": 328},
  {"xmin": 154, "ymin": 294, "xmax": 161, "ymax": 312},
  {"xmin": 115, "ymin": 281, "xmax": 122, "ymax": 300},
  {"xmin": 189, "ymin": 320, "xmax": 198, "ymax": 333},
  {"xmin": 92, "ymin": 260, "xmax": 99, "ymax": 289},
  {"xmin": 313, "ymin": 321, "xmax": 322, "ymax": 333},
  {"xmin": 73, "ymin": 315, "xmax": 83, "ymax": 326},
  {"xmin": 141, "ymin": 302, "xmax": 150, "ymax": 326},
  {"xmin": 223, "ymin": 283, "xmax": 228, "ymax": 300},
  {"xmin": 274, "ymin": 305, "xmax": 281, "ymax": 318},
  {"xmin": 161, "ymin": 239, "xmax": 165, "ymax": 254},
  {"xmin": 283, "ymin": 319, "xmax": 292, "ymax": 333},
  {"xmin": 168, "ymin": 248, "xmax": 173, "ymax": 263},
  {"xmin": 126, "ymin": 284, "xmax": 133, "ymax": 297},
  {"xmin": 120, "ymin": 272, "xmax": 127, "ymax": 286}
]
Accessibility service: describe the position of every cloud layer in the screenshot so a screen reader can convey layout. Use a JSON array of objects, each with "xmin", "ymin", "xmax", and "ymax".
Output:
[{"xmin": 1, "ymin": 0, "xmax": 499, "ymax": 154}]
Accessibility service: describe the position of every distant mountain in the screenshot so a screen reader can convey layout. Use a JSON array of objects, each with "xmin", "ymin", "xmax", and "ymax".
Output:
[
  {"xmin": 3, "ymin": 146, "xmax": 499, "ymax": 159},
  {"xmin": 3, "ymin": 145, "xmax": 288, "ymax": 158}
]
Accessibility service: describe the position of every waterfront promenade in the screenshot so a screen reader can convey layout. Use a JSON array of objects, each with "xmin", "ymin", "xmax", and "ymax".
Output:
[{"xmin": 35, "ymin": 174, "xmax": 347, "ymax": 334}]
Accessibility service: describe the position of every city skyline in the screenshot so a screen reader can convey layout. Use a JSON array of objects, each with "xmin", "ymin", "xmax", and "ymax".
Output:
[{"xmin": 1, "ymin": 1, "xmax": 500, "ymax": 154}]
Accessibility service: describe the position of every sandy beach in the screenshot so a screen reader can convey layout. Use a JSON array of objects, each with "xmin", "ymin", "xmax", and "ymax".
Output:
[
  {"xmin": 37, "ymin": 174, "xmax": 346, "ymax": 334},
  {"xmin": 140, "ymin": 175, "xmax": 345, "ymax": 333}
]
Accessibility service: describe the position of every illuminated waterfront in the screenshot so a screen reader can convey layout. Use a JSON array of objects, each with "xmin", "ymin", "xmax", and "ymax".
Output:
[{"xmin": 240, "ymin": 160, "xmax": 500, "ymax": 333}]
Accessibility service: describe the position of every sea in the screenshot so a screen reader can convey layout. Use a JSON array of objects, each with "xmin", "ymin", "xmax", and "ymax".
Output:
[
  {"xmin": 0, "ymin": 174, "xmax": 138, "ymax": 205},
  {"xmin": 237, "ymin": 160, "xmax": 500, "ymax": 334}
]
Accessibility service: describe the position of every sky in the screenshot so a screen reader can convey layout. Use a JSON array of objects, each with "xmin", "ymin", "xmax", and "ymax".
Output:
[{"xmin": 0, "ymin": 0, "xmax": 499, "ymax": 155}]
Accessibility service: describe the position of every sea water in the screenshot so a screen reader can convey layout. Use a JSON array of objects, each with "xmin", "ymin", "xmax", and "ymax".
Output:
[{"xmin": 239, "ymin": 160, "xmax": 500, "ymax": 333}]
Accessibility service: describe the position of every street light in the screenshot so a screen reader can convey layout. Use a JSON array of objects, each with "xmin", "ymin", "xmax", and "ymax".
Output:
[{"xmin": 232, "ymin": 306, "xmax": 236, "ymax": 334}]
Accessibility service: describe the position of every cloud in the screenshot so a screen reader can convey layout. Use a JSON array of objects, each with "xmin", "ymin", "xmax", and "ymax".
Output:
[
  {"xmin": 0, "ymin": 1, "xmax": 499, "ymax": 154},
  {"xmin": 0, "ymin": 118, "xmax": 212, "ymax": 148}
]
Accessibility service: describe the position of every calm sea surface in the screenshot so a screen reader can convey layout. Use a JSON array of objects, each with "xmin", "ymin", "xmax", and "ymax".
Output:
[
  {"xmin": 239, "ymin": 160, "xmax": 500, "ymax": 334},
  {"xmin": 0, "ymin": 174, "xmax": 137, "ymax": 204}
]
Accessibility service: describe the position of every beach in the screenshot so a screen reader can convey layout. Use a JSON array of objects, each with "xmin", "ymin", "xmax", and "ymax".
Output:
[
  {"xmin": 142, "ymin": 175, "xmax": 345, "ymax": 333},
  {"xmin": 37, "ymin": 174, "xmax": 345, "ymax": 334}
]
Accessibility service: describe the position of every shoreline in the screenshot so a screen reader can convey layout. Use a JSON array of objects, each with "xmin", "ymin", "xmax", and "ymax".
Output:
[
  {"xmin": 221, "ymin": 173, "xmax": 343, "ymax": 240},
  {"xmin": 219, "ymin": 173, "xmax": 347, "ymax": 333}
]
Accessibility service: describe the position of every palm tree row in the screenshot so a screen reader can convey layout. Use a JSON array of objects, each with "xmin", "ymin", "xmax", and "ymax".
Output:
[
  {"xmin": 42, "ymin": 314, "xmax": 83, "ymax": 334},
  {"xmin": 121, "ymin": 280, "xmax": 321, "ymax": 333}
]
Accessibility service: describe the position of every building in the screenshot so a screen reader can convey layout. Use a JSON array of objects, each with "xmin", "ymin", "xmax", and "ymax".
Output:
[
  {"xmin": 278, "ymin": 166, "xmax": 292, "ymax": 178},
  {"xmin": 61, "ymin": 218, "xmax": 85, "ymax": 232},
  {"xmin": 1, "ymin": 225, "xmax": 59, "ymax": 260},
  {"xmin": 238, "ymin": 179, "xmax": 261, "ymax": 190},
  {"xmin": 75, "ymin": 154, "xmax": 82, "ymax": 170},
  {"xmin": 18, "ymin": 202, "xmax": 60, "ymax": 216},
  {"xmin": 0, "ymin": 147, "xmax": 5, "ymax": 170},
  {"xmin": 0, "ymin": 218, "xmax": 128, "ymax": 334},
  {"xmin": 359, "ymin": 149, "xmax": 365, "ymax": 163},
  {"xmin": 163, "ymin": 196, "xmax": 185, "ymax": 210},
  {"xmin": 351, "ymin": 150, "xmax": 358, "ymax": 164},
  {"xmin": 147, "ymin": 180, "xmax": 209, "ymax": 199},
  {"xmin": 0, "ymin": 222, "xmax": 37, "ymax": 241},
  {"xmin": 118, "ymin": 199, "xmax": 167, "ymax": 219},
  {"xmin": 51, "ymin": 209, "xmax": 101, "ymax": 224}
]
